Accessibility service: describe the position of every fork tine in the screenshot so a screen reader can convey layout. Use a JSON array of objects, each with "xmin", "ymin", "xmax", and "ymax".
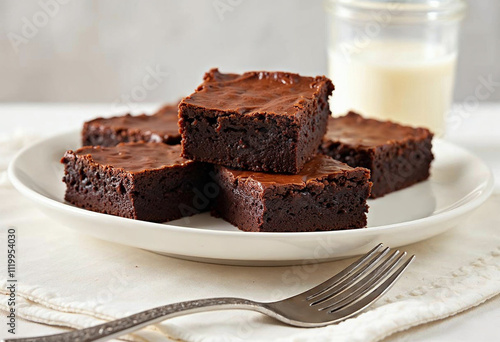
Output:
[
  {"xmin": 326, "ymin": 255, "xmax": 415, "ymax": 318},
  {"xmin": 318, "ymin": 251, "xmax": 407, "ymax": 311},
  {"xmin": 305, "ymin": 246, "xmax": 391, "ymax": 301},
  {"xmin": 311, "ymin": 249, "xmax": 402, "ymax": 306},
  {"xmin": 303, "ymin": 243, "xmax": 384, "ymax": 300}
]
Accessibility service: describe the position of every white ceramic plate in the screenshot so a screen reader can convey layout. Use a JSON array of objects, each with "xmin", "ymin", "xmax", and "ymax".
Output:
[{"xmin": 9, "ymin": 131, "xmax": 494, "ymax": 265}]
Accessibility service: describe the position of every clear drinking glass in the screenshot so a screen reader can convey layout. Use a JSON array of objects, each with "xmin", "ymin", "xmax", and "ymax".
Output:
[{"xmin": 326, "ymin": 0, "xmax": 466, "ymax": 136}]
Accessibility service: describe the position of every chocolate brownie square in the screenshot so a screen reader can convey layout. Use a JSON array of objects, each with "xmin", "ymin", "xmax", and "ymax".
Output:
[
  {"xmin": 320, "ymin": 112, "xmax": 434, "ymax": 198},
  {"xmin": 61, "ymin": 143, "xmax": 207, "ymax": 222},
  {"xmin": 82, "ymin": 103, "xmax": 180, "ymax": 147},
  {"xmin": 179, "ymin": 69, "xmax": 334, "ymax": 174},
  {"xmin": 212, "ymin": 155, "xmax": 371, "ymax": 232}
]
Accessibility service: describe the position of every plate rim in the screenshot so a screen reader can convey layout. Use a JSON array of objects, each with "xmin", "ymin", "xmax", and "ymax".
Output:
[{"xmin": 8, "ymin": 130, "xmax": 495, "ymax": 240}]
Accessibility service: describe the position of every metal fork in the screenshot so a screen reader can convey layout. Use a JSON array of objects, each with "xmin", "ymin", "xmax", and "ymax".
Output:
[{"xmin": 5, "ymin": 244, "xmax": 414, "ymax": 342}]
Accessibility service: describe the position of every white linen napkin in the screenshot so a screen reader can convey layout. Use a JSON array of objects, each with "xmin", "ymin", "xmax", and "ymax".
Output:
[{"xmin": 1, "ymin": 133, "xmax": 499, "ymax": 342}]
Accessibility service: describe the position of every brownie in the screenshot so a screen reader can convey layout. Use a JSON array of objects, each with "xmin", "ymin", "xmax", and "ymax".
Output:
[
  {"xmin": 179, "ymin": 68, "xmax": 334, "ymax": 174},
  {"xmin": 212, "ymin": 155, "xmax": 372, "ymax": 232},
  {"xmin": 61, "ymin": 143, "xmax": 208, "ymax": 222},
  {"xmin": 320, "ymin": 112, "xmax": 434, "ymax": 198},
  {"xmin": 82, "ymin": 103, "xmax": 180, "ymax": 147}
]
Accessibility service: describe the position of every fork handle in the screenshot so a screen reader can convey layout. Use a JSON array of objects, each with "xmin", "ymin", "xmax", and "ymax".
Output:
[{"xmin": 4, "ymin": 297, "xmax": 259, "ymax": 342}]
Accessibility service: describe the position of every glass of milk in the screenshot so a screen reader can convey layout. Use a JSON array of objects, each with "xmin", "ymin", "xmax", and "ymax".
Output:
[{"xmin": 326, "ymin": 0, "xmax": 466, "ymax": 136}]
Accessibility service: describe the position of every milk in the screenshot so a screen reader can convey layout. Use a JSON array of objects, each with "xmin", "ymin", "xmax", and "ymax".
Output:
[{"xmin": 328, "ymin": 41, "xmax": 457, "ymax": 136}]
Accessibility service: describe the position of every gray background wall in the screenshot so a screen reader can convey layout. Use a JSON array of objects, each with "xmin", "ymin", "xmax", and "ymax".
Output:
[{"xmin": 0, "ymin": 0, "xmax": 498, "ymax": 103}]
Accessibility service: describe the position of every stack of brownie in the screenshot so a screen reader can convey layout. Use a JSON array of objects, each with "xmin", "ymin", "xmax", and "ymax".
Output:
[{"xmin": 61, "ymin": 68, "xmax": 433, "ymax": 232}]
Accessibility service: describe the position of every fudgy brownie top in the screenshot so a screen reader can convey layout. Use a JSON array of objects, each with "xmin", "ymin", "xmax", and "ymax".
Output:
[
  {"xmin": 85, "ymin": 104, "xmax": 179, "ymax": 139},
  {"xmin": 182, "ymin": 68, "xmax": 334, "ymax": 115},
  {"xmin": 224, "ymin": 155, "xmax": 369, "ymax": 187},
  {"xmin": 325, "ymin": 112, "xmax": 432, "ymax": 148},
  {"xmin": 69, "ymin": 143, "xmax": 192, "ymax": 173}
]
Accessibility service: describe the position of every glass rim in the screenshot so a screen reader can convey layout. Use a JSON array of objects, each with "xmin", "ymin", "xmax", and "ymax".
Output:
[{"xmin": 325, "ymin": 0, "xmax": 467, "ymax": 22}]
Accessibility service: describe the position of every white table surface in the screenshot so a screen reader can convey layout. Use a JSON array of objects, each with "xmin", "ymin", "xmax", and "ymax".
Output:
[{"xmin": 0, "ymin": 102, "xmax": 499, "ymax": 342}]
